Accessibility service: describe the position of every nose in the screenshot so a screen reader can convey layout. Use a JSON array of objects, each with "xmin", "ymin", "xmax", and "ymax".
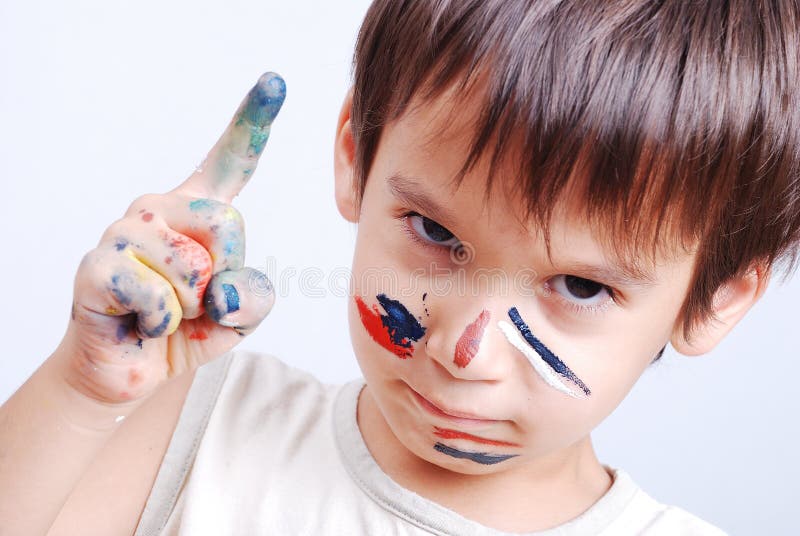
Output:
[{"xmin": 424, "ymin": 306, "xmax": 511, "ymax": 381}]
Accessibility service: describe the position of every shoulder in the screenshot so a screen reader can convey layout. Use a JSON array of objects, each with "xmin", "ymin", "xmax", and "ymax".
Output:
[
  {"xmin": 217, "ymin": 350, "xmax": 338, "ymax": 408},
  {"xmin": 201, "ymin": 350, "xmax": 346, "ymax": 442},
  {"xmin": 646, "ymin": 505, "xmax": 728, "ymax": 536},
  {"xmin": 608, "ymin": 469, "xmax": 728, "ymax": 536}
]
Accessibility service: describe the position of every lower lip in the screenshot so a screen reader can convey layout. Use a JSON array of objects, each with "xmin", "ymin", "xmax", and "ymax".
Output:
[{"xmin": 410, "ymin": 387, "xmax": 499, "ymax": 427}]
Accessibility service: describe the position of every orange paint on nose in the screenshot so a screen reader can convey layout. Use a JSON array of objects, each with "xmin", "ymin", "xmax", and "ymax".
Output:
[{"xmin": 453, "ymin": 309, "xmax": 490, "ymax": 368}]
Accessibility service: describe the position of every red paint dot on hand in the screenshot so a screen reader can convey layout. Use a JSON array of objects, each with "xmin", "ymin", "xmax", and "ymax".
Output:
[
  {"xmin": 189, "ymin": 330, "xmax": 209, "ymax": 341},
  {"xmin": 165, "ymin": 256, "xmax": 173, "ymax": 264},
  {"xmin": 141, "ymin": 212, "xmax": 154, "ymax": 222}
]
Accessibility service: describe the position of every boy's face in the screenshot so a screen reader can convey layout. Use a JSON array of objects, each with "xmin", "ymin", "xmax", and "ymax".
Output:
[{"xmin": 337, "ymin": 88, "xmax": 700, "ymax": 475}]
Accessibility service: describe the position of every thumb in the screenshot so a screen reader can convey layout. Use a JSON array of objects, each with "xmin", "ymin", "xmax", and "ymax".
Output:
[{"xmin": 204, "ymin": 267, "xmax": 276, "ymax": 335}]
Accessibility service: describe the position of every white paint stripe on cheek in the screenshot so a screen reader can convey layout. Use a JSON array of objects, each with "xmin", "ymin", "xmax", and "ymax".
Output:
[{"xmin": 497, "ymin": 321, "xmax": 582, "ymax": 399}]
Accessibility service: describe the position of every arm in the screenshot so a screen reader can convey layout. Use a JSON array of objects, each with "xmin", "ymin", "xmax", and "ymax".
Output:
[
  {"xmin": 0, "ymin": 349, "xmax": 143, "ymax": 536},
  {"xmin": 0, "ymin": 72, "xmax": 284, "ymax": 535},
  {"xmin": 48, "ymin": 368, "xmax": 197, "ymax": 536}
]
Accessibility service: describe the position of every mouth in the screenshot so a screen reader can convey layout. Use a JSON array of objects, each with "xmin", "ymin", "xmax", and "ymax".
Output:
[{"xmin": 409, "ymin": 385, "xmax": 500, "ymax": 427}]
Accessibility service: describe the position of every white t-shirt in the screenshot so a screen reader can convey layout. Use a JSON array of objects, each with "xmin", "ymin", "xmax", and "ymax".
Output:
[{"xmin": 133, "ymin": 352, "xmax": 727, "ymax": 535}]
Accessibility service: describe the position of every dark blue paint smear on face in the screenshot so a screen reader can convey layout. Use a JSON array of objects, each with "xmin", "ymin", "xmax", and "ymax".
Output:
[
  {"xmin": 376, "ymin": 293, "xmax": 426, "ymax": 347},
  {"xmin": 508, "ymin": 307, "xmax": 591, "ymax": 396},
  {"xmin": 434, "ymin": 443, "xmax": 517, "ymax": 465}
]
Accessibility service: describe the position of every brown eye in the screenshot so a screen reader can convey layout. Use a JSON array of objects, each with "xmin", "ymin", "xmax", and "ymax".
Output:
[
  {"xmin": 564, "ymin": 276, "xmax": 604, "ymax": 299},
  {"xmin": 549, "ymin": 275, "xmax": 611, "ymax": 304}
]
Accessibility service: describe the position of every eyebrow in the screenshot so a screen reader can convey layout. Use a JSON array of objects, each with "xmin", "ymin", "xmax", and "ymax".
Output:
[
  {"xmin": 386, "ymin": 173, "xmax": 458, "ymax": 227},
  {"xmin": 554, "ymin": 261, "xmax": 657, "ymax": 290}
]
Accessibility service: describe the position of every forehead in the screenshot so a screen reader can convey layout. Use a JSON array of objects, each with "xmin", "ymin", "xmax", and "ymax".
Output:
[{"xmin": 374, "ymin": 85, "xmax": 693, "ymax": 279}]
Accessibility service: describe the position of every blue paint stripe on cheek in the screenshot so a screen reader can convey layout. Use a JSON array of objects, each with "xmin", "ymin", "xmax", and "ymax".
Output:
[
  {"xmin": 508, "ymin": 307, "xmax": 591, "ymax": 396},
  {"xmin": 222, "ymin": 283, "xmax": 240, "ymax": 313},
  {"xmin": 433, "ymin": 443, "xmax": 517, "ymax": 465}
]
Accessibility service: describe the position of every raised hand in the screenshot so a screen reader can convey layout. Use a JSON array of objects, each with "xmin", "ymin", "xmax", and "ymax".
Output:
[{"xmin": 59, "ymin": 72, "xmax": 286, "ymax": 405}]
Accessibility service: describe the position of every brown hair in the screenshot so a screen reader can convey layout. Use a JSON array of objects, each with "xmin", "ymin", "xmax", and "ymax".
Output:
[{"xmin": 350, "ymin": 0, "xmax": 800, "ymax": 338}]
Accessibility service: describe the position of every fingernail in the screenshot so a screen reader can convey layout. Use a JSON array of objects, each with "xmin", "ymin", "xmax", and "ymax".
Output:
[
  {"xmin": 248, "ymin": 269, "xmax": 274, "ymax": 297},
  {"xmin": 205, "ymin": 268, "xmax": 275, "ymax": 329}
]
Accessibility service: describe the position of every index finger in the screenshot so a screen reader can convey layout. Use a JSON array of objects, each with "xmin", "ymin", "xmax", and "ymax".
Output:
[{"xmin": 176, "ymin": 72, "xmax": 286, "ymax": 203}]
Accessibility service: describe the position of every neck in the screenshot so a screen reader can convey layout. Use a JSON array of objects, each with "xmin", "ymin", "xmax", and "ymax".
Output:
[{"xmin": 357, "ymin": 384, "xmax": 612, "ymax": 533}]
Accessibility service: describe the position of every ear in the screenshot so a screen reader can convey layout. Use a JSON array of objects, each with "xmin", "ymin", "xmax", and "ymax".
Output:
[
  {"xmin": 671, "ymin": 263, "xmax": 771, "ymax": 355},
  {"xmin": 333, "ymin": 88, "xmax": 359, "ymax": 223}
]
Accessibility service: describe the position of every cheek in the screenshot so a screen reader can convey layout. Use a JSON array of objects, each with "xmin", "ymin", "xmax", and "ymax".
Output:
[{"xmin": 572, "ymin": 315, "xmax": 672, "ymax": 415}]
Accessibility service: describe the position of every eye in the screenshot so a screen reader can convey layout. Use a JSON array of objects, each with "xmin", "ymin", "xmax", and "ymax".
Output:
[
  {"xmin": 548, "ymin": 275, "xmax": 612, "ymax": 306},
  {"xmin": 407, "ymin": 213, "xmax": 460, "ymax": 247}
]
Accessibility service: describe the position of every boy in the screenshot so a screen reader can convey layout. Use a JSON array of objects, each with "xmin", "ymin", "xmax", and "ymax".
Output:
[{"xmin": 2, "ymin": 0, "xmax": 798, "ymax": 534}]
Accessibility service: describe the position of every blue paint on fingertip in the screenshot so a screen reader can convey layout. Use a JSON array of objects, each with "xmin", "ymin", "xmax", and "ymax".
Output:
[
  {"xmin": 433, "ymin": 443, "xmax": 517, "ymax": 465},
  {"xmin": 222, "ymin": 283, "xmax": 240, "ymax": 313},
  {"xmin": 244, "ymin": 72, "xmax": 286, "ymax": 127},
  {"xmin": 205, "ymin": 282, "xmax": 240, "ymax": 323}
]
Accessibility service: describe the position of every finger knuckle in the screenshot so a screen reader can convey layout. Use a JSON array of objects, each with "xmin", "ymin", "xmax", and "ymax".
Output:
[{"xmin": 126, "ymin": 193, "xmax": 163, "ymax": 216}]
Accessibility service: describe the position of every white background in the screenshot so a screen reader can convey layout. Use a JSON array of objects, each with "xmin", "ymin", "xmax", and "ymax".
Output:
[{"xmin": 1, "ymin": 1, "xmax": 798, "ymax": 534}]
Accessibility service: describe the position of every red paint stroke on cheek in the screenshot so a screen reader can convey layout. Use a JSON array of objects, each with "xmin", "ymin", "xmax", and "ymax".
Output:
[
  {"xmin": 453, "ymin": 309, "xmax": 490, "ymax": 368},
  {"xmin": 189, "ymin": 330, "xmax": 208, "ymax": 341},
  {"xmin": 355, "ymin": 295, "xmax": 414, "ymax": 359},
  {"xmin": 433, "ymin": 427, "xmax": 520, "ymax": 447}
]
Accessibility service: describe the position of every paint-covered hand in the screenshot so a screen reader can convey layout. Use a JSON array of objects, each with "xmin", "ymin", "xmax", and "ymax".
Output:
[{"xmin": 57, "ymin": 72, "xmax": 285, "ymax": 406}]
